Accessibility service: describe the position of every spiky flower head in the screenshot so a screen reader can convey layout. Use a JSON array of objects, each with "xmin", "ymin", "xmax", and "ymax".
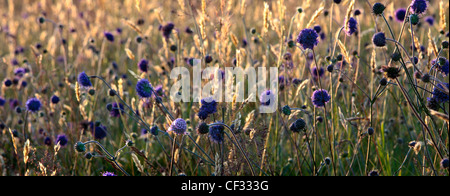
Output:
[
  {"xmin": 26, "ymin": 98, "xmax": 41, "ymax": 112},
  {"xmin": 78, "ymin": 72, "xmax": 92, "ymax": 88},
  {"xmin": 381, "ymin": 66, "xmax": 402, "ymax": 79},
  {"xmin": 136, "ymin": 79, "xmax": 153, "ymax": 98},
  {"xmin": 311, "ymin": 89, "xmax": 331, "ymax": 108},
  {"xmin": 168, "ymin": 118, "xmax": 187, "ymax": 135},
  {"xmin": 297, "ymin": 28, "xmax": 319, "ymax": 50}
]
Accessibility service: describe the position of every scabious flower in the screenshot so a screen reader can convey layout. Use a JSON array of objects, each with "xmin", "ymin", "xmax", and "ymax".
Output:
[
  {"xmin": 197, "ymin": 122, "xmax": 209, "ymax": 135},
  {"xmin": 0, "ymin": 97, "xmax": 5, "ymax": 106},
  {"xmin": 424, "ymin": 16, "xmax": 434, "ymax": 26},
  {"xmin": 289, "ymin": 118, "xmax": 307, "ymax": 133},
  {"xmin": 297, "ymin": 28, "xmax": 319, "ymax": 50},
  {"xmin": 345, "ymin": 17, "xmax": 358, "ymax": 36},
  {"xmin": 313, "ymin": 25, "xmax": 322, "ymax": 34},
  {"xmin": 381, "ymin": 66, "xmax": 402, "ymax": 79},
  {"xmin": 410, "ymin": 0, "xmax": 428, "ymax": 14},
  {"xmin": 198, "ymin": 97, "xmax": 218, "ymax": 120},
  {"xmin": 432, "ymin": 57, "xmax": 449, "ymax": 76},
  {"xmin": 104, "ymin": 31, "xmax": 114, "ymax": 42},
  {"xmin": 109, "ymin": 102, "xmax": 124, "ymax": 117},
  {"xmin": 92, "ymin": 124, "xmax": 108, "ymax": 140},
  {"xmin": 161, "ymin": 22, "xmax": 175, "ymax": 39},
  {"xmin": 78, "ymin": 71, "xmax": 92, "ymax": 88},
  {"xmin": 51, "ymin": 95, "xmax": 60, "ymax": 104},
  {"xmin": 311, "ymin": 89, "xmax": 331, "ymax": 108},
  {"xmin": 372, "ymin": 32, "xmax": 386, "ymax": 47},
  {"xmin": 372, "ymin": 3, "xmax": 386, "ymax": 15},
  {"xmin": 441, "ymin": 158, "xmax": 449, "ymax": 169},
  {"xmin": 168, "ymin": 118, "xmax": 187, "ymax": 135},
  {"xmin": 136, "ymin": 79, "xmax": 153, "ymax": 98},
  {"xmin": 138, "ymin": 58, "xmax": 149, "ymax": 73},
  {"xmin": 394, "ymin": 8, "xmax": 407, "ymax": 22},
  {"xmin": 260, "ymin": 90, "xmax": 275, "ymax": 106},
  {"xmin": 56, "ymin": 134, "xmax": 68, "ymax": 146},
  {"xmin": 311, "ymin": 66, "xmax": 325, "ymax": 79},
  {"xmin": 431, "ymin": 83, "xmax": 449, "ymax": 103},
  {"xmin": 44, "ymin": 136, "xmax": 52, "ymax": 146},
  {"xmin": 26, "ymin": 98, "xmax": 41, "ymax": 112},
  {"xmin": 209, "ymin": 123, "xmax": 225, "ymax": 143},
  {"xmin": 102, "ymin": 171, "xmax": 117, "ymax": 176},
  {"xmin": 368, "ymin": 170, "xmax": 379, "ymax": 176},
  {"xmin": 14, "ymin": 67, "xmax": 26, "ymax": 78},
  {"xmin": 154, "ymin": 85, "xmax": 165, "ymax": 97}
]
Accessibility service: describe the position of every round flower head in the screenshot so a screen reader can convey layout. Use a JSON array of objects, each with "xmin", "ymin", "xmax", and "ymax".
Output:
[
  {"xmin": 372, "ymin": 32, "xmax": 386, "ymax": 47},
  {"xmin": 208, "ymin": 123, "xmax": 225, "ymax": 143},
  {"xmin": 198, "ymin": 97, "xmax": 218, "ymax": 120},
  {"xmin": 260, "ymin": 90, "xmax": 275, "ymax": 106},
  {"xmin": 345, "ymin": 17, "xmax": 358, "ymax": 36},
  {"xmin": 44, "ymin": 136, "xmax": 52, "ymax": 146},
  {"xmin": 154, "ymin": 85, "xmax": 165, "ymax": 97},
  {"xmin": 150, "ymin": 125, "xmax": 159, "ymax": 136},
  {"xmin": 138, "ymin": 58, "xmax": 149, "ymax": 73},
  {"xmin": 102, "ymin": 171, "xmax": 117, "ymax": 176},
  {"xmin": 104, "ymin": 31, "xmax": 114, "ymax": 42},
  {"xmin": 297, "ymin": 28, "xmax": 319, "ymax": 50},
  {"xmin": 135, "ymin": 79, "xmax": 153, "ymax": 98},
  {"xmin": 0, "ymin": 97, "xmax": 6, "ymax": 106},
  {"xmin": 56, "ymin": 134, "xmax": 68, "ymax": 146},
  {"xmin": 410, "ymin": 0, "xmax": 428, "ymax": 14},
  {"xmin": 289, "ymin": 118, "xmax": 307, "ymax": 133},
  {"xmin": 77, "ymin": 71, "xmax": 92, "ymax": 88},
  {"xmin": 51, "ymin": 95, "xmax": 60, "ymax": 104},
  {"xmin": 394, "ymin": 8, "xmax": 407, "ymax": 22},
  {"xmin": 435, "ymin": 58, "xmax": 449, "ymax": 76},
  {"xmin": 161, "ymin": 22, "xmax": 175, "ymax": 39},
  {"xmin": 368, "ymin": 170, "xmax": 379, "ymax": 176},
  {"xmin": 372, "ymin": 3, "xmax": 386, "ymax": 15},
  {"xmin": 313, "ymin": 25, "xmax": 322, "ymax": 34},
  {"xmin": 311, "ymin": 66, "xmax": 325, "ymax": 79},
  {"xmin": 109, "ymin": 102, "xmax": 124, "ymax": 117},
  {"xmin": 26, "ymin": 98, "xmax": 41, "ymax": 112},
  {"xmin": 424, "ymin": 16, "xmax": 434, "ymax": 26},
  {"xmin": 197, "ymin": 122, "xmax": 209, "ymax": 135},
  {"xmin": 168, "ymin": 118, "xmax": 187, "ymax": 135},
  {"xmin": 92, "ymin": 124, "xmax": 108, "ymax": 140},
  {"xmin": 311, "ymin": 89, "xmax": 331, "ymax": 108},
  {"xmin": 441, "ymin": 158, "xmax": 449, "ymax": 169}
]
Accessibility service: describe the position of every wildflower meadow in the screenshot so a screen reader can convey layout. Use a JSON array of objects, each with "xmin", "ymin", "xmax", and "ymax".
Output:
[{"xmin": 0, "ymin": 0, "xmax": 449, "ymax": 179}]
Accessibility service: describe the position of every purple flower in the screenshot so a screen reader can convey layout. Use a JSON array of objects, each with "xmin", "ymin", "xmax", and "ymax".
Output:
[
  {"xmin": 109, "ymin": 102, "xmax": 124, "ymax": 117},
  {"xmin": 51, "ymin": 95, "xmax": 60, "ymax": 104},
  {"xmin": 0, "ymin": 97, "xmax": 5, "ymax": 106},
  {"xmin": 345, "ymin": 17, "xmax": 358, "ymax": 36},
  {"xmin": 168, "ymin": 118, "xmax": 187, "ymax": 135},
  {"xmin": 394, "ymin": 8, "xmax": 407, "ymax": 22},
  {"xmin": 372, "ymin": 32, "xmax": 386, "ymax": 47},
  {"xmin": 209, "ymin": 123, "xmax": 225, "ymax": 143},
  {"xmin": 26, "ymin": 98, "xmax": 41, "ymax": 112},
  {"xmin": 161, "ymin": 22, "xmax": 175, "ymax": 39},
  {"xmin": 297, "ymin": 28, "xmax": 319, "ymax": 50},
  {"xmin": 424, "ymin": 16, "xmax": 434, "ymax": 26},
  {"xmin": 104, "ymin": 31, "xmax": 115, "ymax": 42},
  {"xmin": 136, "ymin": 79, "xmax": 153, "ymax": 98},
  {"xmin": 410, "ymin": 0, "xmax": 428, "ymax": 14},
  {"xmin": 56, "ymin": 134, "xmax": 68, "ymax": 146},
  {"xmin": 78, "ymin": 71, "xmax": 92, "ymax": 88},
  {"xmin": 311, "ymin": 66, "xmax": 325, "ymax": 79},
  {"xmin": 92, "ymin": 124, "xmax": 108, "ymax": 140},
  {"xmin": 311, "ymin": 89, "xmax": 331, "ymax": 108},
  {"xmin": 102, "ymin": 171, "xmax": 117, "ymax": 176},
  {"xmin": 138, "ymin": 58, "xmax": 149, "ymax": 72},
  {"xmin": 198, "ymin": 97, "xmax": 218, "ymax": 120}
]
